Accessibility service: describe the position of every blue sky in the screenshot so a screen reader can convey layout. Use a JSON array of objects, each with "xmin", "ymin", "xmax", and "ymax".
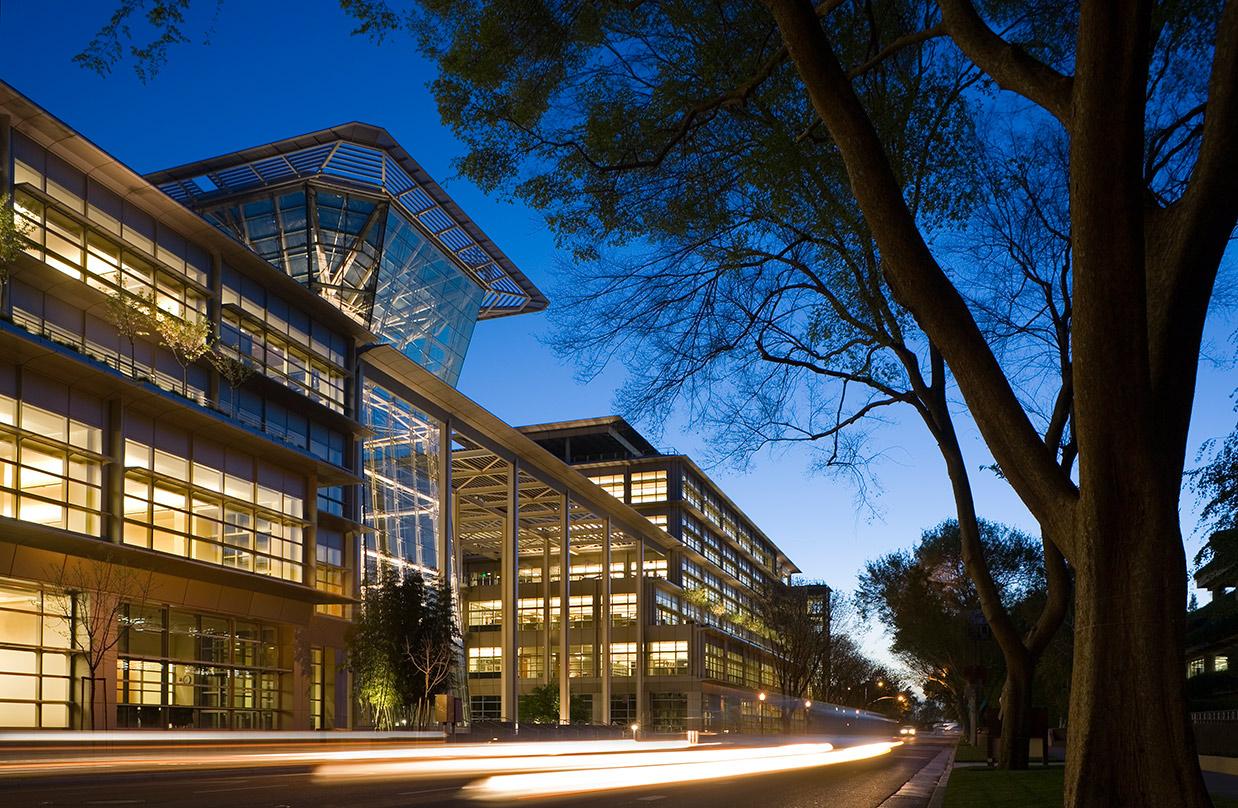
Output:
[{"xmin": 4, "ymin": 1, "xmax": 1234, "ymax": 660}]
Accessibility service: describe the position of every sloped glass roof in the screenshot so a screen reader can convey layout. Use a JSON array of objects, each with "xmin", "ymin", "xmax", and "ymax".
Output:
[{"xmin": 147, "ymin": 125, "xmax": 547, "ymax": 319}]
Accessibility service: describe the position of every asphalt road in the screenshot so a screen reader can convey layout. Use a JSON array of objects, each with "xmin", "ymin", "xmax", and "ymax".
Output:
[{"xmin": 2, "ymin": 737, "xmax": 951, "ymax": 808}]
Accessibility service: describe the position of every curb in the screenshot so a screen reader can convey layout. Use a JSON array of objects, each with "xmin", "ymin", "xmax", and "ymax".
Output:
[
  {"xmin": 878, "ymin": 743, "xmax": 956, "ymax": 808},
  {"xmin": 927, "ymin": 746, "xmax": 957, "ymax": 808}
]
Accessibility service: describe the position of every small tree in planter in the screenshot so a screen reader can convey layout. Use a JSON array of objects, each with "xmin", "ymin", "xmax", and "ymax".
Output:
[
  {"xmin": 0, "ymin": 194, "xmax": 32, "ymax": 316},
  {"xmin": 154, "ymin": 312, "xmax": 212, "ymax": 399},
  {"xmin": 103, "ymin": 290, "xmax": 155, "ymax": 378},
  {"xmin": 208, "ymin": 349, "xmax": 256, "ymax": 417}
]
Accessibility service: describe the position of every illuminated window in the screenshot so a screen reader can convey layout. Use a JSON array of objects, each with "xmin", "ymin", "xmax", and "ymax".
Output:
[
  {"xmin": 568, "ymin": 595, "xmax": 594, "ymax": 627},
  {"xmin": 0, "ymin": 400, "xmax": 102, "ymax": 535},
  {"xmin": 123, "ymin": 440, "xmax": 304, "ymax": 583},
  {"xmin": 705, "ymin": 644, "xmax": 725, "ymax": 680},
  {"xmin": 467, "ymin": 646, "xmax": 501, "ymax": 675},
  {"xmin": 468, "ymin": 600, "xmax": 502, "ymax": 630},
  {"xmin": 629, "ymin": 470, "xmax": 667, "ymax": 503},
  {"xmin": 588, "ymin": 474, "xmax": 625, "ymax": 501},
  {"xmin": 568, "ymin": 645, "xmax": 594, "ymax": 678},
  {"xmin": 1217, "ymin": 656, "xmax": 1229, "ymax": 673},
  {"xmin": 0, "ymin": 581, "xmax": 73, "ymax": 728},
  {"xmin": 610, "ymin": 593, "xmax": 637, "ymax": 626},
  {"xmin": 117, "ymin": 606, "xmax": 282, "ymax": 729},
  {"xmin": 518, "ymin": 646, "xmax": 544, "ymax": 679},
  {"xmin": 643, "ymin": 557, "xmax": 669, "ymax": 580},
  {"xmin": 726, "ymin": 650, "xmax": 744, "ymax": 683},
  {"xmin": 647, "ymin": 641, "xmax": 689, "ymax": 676},
  {"xmin": 610, "ymin": 643, "xmax": 637, "ymax": 677},
  {"xmin": 517, "ymin": 598, "xmax": 544, "ymax": 630},
  {"xmin": 1188, "ymin": 658, "xmax": 1205, "ymax": 677}
]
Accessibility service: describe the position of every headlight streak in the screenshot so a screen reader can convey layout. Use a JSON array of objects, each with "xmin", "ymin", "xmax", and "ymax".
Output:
[
  {"xmin": 309, "ymin": 742, "xmax": 826, "ymax": 783},
  {"xmin": 462, "ymin": 741, "xmax": 902, "ymax": 801},
  {"xmin": 0, "ymin": 739, "xmax": 693, "ymax": 778}
]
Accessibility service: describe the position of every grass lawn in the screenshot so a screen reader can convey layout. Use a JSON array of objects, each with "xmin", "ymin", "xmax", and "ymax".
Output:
[
  {"xmin": 953, "ymin": 742, "xmax": 990, "ymax": 763},
  {"xmin": 944, "ymin": 767, "xmax": 1238, "ymax": 808}
]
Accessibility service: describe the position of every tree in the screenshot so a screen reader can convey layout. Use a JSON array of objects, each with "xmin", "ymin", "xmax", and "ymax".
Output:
[
  {"xmin": 102, "ymin": 289, "xmax": 155, "ymax": 378},
  {"xmin": 47, "ymin": 554, "xmax": 155, "ymax": 730},
  {"xmin": 0, "ymin": 193, "xmax": 32, "ymax": 314},
  {"xmin": 348, "ymin": 570, "xmax": 458, "ymax": 729},
  {"xmin": 756, "ymin": 579, "xmax": 831, "ymax": 731},
  {"xmin": 518, "ymin": 682, "xmax": 592, "ymax": 724},
  {"xmin": 79, "ymin": 1, "xmax": 1238, "ymax": 801},
  {"xmin": 857, "ymin": 520, "xmax": 1050, "ymax": 744},
  {"xmin": 208, "ymin": 350, "xmax": 256, "ymax": 416},
  {"xmin": 1190, "ymin": 402, "xmax": 1238, "ymax": 536},
  {"xmin": 153, "ymin": 312, "xmax": 212, "ymax": 398}
]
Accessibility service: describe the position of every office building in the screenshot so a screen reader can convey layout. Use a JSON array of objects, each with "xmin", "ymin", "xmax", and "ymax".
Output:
[{"xmin": 0, "ymin": 83, "xmax": 802, "ymax": 733}]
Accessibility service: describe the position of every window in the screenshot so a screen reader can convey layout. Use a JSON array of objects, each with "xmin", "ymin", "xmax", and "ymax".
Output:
[
  {"xmin": 124, "ymin": 440, "xmax": 304, "ymax": 583},
  {"xmin": 568, "ymin": 645, "xmax": 594, "ymax": 678},
  {"xmin": 647, "ymin": 641, "xmax": 689, "ymax": 676},
  {"xmin": 517, "ymin": 598, "xmax": 544, "ymax": 630},
  {"xmin": 471, "ymin": 695, "xmax": 501, "ymax": 721},
  {"xmin": 1217, "ymin": 656, "xmax": 1230, "ymax": 673},
  {"xmin": 610, "ymin": 593, "xmax": 637, "ymax": 626},
  {"xmin": 468, "ymin": 646, "xmax": 501, "ymax": 676},
  {"xmin": 610, "ymin": 694, "xmax": 636, "ymax": 725},
  {"xmin": 468, "ymin": 600, "xmax": 502, "ymax": 630},
  {"xmin": 1188, "ymin": 658, "xmax": 1205, "ymax": 677},
  {"xmin": 0, "ymin": 581, "xmax": 73, "ymax": 728},
  {"xmin": 655, "ymin": 590, "xmax": 680, "ymax": 625},
  {"xmin": 117, "ymin": 607, "xmax": 283, "ymax": 729},
  {"xmin": 315, "ymin": 531, "xmax": 347, "ymax": 618},
  {"xmin": 0, "ymin": 399, "xmax": 103, "ymax": 536},
  {"xmin": 705, "ymin": 644, "xmax": 725, "ymax": 680},
  {"xmin": 568, "ymin": 595, "xmax": 594, "ymax": 627},
  {"xmin": 650, "ymin": 692, "xmax": 688, "ymax": 732},
  {"xmin": 726, "ymin": 650, "xmax": 744, "ymax": 684},
  {"xmin": 610, "ymin": 642, "xmax": 637, "ymax": 678},
  {"xmin": 630, "ymin": 470, "xmax": 667, "ymax": 503},
  {"xmin": 588, "ymin": 474, "xmax": 625, "ymax": 501},
  {"xmin": 518, "ymin": 646, "xmax": 544, "ymax": 679}
]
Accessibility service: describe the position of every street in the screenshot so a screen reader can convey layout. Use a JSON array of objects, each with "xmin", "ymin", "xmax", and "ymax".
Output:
[{"xmin": 1, "ymin": 736, "xmax": 952, "ymax": 808}]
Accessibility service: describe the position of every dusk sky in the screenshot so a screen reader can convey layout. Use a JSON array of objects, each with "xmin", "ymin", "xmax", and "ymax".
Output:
[{"xmin": 4, "ymin": 1, "xmax": 1234, "ymax": 660}]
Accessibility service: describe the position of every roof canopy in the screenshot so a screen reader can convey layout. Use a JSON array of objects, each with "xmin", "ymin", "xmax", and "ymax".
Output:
[{"xmin": 146, "ymin": 122, "xmax": 548, "ymax": 320}]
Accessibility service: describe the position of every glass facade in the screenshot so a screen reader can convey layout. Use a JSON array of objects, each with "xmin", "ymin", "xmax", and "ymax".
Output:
[
  {"xmin": 116, "ymin": 606, "xmax": 284, "ymax": 729},
  {"xmin": 0, "ymin": 580, "xmax": 74, "ymax": 729},
  {"xmin": 203, "ymin": 185, "xmax": 483, "ymax": 385},
  {"xmin": 362, "ymin": 382, "xmax": 442, "ymax": 578}
]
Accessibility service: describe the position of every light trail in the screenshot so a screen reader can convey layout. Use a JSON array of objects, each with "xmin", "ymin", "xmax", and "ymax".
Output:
[
  {"xmin": 0, "ymin": 738, "xmax": 691, "ymax": 778},
  {"xmin": 463, "ymin": 741, "xmax": 903, "ymax": 801},
  {"xmin": 309, "ymin": 741, "xmax": 818, "ymax": 782}
]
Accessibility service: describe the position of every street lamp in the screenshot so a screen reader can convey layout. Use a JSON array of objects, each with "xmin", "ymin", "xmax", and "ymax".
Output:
[
  {"xmin": 758, "ymin": 691, "xmax": 767, "ymax": 735},
  {"xmin": 803, "ymin": 699, "xmax": 812, "ymax": 733}
]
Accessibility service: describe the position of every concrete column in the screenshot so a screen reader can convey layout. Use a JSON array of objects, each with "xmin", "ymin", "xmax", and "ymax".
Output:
[
  {"xmin": 635, "ymin": 538, "xmax": 646, "ymax": 731},
  {"xmin": 542, "ymin": 525, "xmax": 552, "ymax": 686},
  {"xmin": 436, "ymin": 418, "xmax": 453, "ymax": 579},
  {"xmin": 302, "ymin": 469, "xmax": 318, "ymax": 589},
  {"xmin": 558, "ymin": 493, "xmax": 571, "ymax": 724},
  {"xmin": 500, "ymin": 460, "xmax": 519, "ymax": 723},
  {"xmin": 104, "ymin": 398, "xmax": 124, "ymax": 542},
  {"xmin": 1, "ymin": 113, "xmax": 12, "ymax": 321},
  {"xmin": 600, "ymin": 516, "xmax": 612, "ymax": 726}
]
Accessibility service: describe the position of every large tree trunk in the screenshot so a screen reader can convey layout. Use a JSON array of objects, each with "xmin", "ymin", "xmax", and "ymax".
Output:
[
  {"xmin": 1063, "ymin": 505, "xmax": 1207, "ymax": 807},
  {"xmin": 997, "ymin": 658, "xmax": 1031, "ymax": 769}
]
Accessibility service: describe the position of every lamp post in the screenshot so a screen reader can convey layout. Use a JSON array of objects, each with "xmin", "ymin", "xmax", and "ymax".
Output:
[
  {"xmin": 758, "ymin": 691, "xmax": 767, "ymax": 735},
  {"xmin": 804, "ymin": 699, "xmax": 812, "ymax": 733}
]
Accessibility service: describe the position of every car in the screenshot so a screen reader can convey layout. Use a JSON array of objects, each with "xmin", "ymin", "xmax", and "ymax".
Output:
[{"xmin": 899, "ymin": 725, "xmax": 917, "ymax": 737}]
